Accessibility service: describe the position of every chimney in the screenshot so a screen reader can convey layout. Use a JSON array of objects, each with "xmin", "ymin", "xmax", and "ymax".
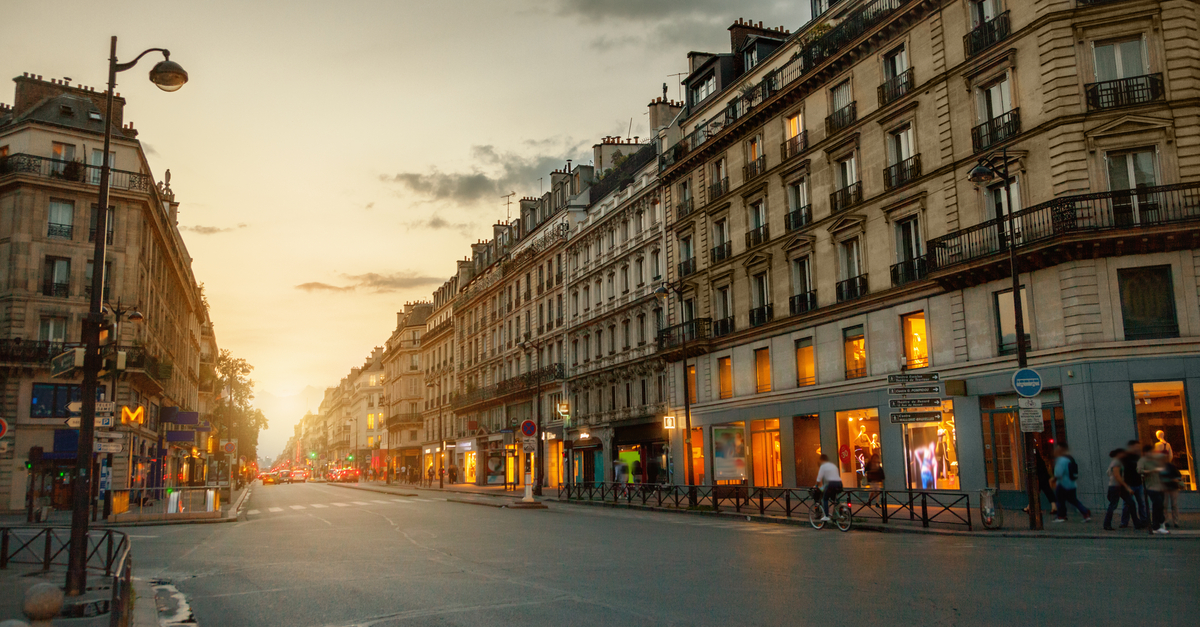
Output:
[
  {"xmin": 13, "ymin": 73, "xmax": 128, "ymax": 131},
  {"xmin": 648, "ymin": 97, "xmax": 683, "ymax": 133}
]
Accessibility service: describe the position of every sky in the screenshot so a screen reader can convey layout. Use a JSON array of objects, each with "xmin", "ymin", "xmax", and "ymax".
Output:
[{"xmin": 2, "ymin": 0, "xmax": 808, "ymax": 459}]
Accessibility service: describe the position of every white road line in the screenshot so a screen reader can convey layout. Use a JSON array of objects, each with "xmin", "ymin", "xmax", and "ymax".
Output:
[
  {"xmin": 332, "ymin": 502, "xmax": 349, "ymax": 507},
  {"xmin": 311, "ymin": 504, "xmax": 328, "ymax": 508},
  {"xmin": 371, "ymin": 500, "xmax": 390, "ymax": 504},
  {"xmin": 247, "ymin": 510, "xmax": 260, "ymax": 515},
  {"xmin": 268, "ymin": 507, "xmax": 283, "ymax": 513},
  {"xmin": 352, "ymin": 501, "xmax": 371, "ymax": 505},
  {"xmin": 290, "ymin": 505, "xmax": 306, "ymax": 510},
  {"xmin": 412, "ymin": 498, "xmax": 434, "ymax": 502},
  {"xmin": 391, "ymin": 499, "xmax": 412, "ymax": 504}
]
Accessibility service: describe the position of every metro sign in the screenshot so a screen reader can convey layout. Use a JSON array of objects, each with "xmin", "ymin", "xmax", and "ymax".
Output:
[{"xmin": 121, "ymin": 405, "xmax": 145, "ymax": 425}]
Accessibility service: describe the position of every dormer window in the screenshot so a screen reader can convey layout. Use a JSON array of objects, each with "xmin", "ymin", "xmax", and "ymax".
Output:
[
  {"xmin": 88, "ymin": 111, "xmax": 102, "ymax": 122},
  {"xmin": 745, "ymin": 46, "xmax": 759, "ymax": 70},
  {"xmin": 59, "ymin": 105, "xmax": 74, "ymax": 116},
  {"xmin": 691, "ymin": 73, "xmax": 716, "ymax": 105}
]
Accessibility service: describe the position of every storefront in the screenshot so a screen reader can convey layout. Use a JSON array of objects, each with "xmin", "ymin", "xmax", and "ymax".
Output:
[
  {"xmin": 613, "ymin": 422, "xmax": 668, "ymax": 484},
  {"xmin": 571, "ymin": 433, "xmax": 603, "ymax": 485},
  {"xmin": 454, "ymin": 438, "xmax": 476, "ymax": 484}
]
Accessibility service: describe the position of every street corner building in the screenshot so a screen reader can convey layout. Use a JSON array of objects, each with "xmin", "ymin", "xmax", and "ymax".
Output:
[
  {"xmin": 649, "ymin": 0, "xmax": 1200, "ymax": 509},
  {"xmin": 0, "ymin": 73, "xmax": 227, "ymax": 515}
]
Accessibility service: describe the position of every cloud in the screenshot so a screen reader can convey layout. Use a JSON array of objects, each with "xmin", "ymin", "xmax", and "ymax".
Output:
[
  {"xmin": 556, "ymin": 0, "xmax": 801, "ymax": 51},
  {"xmin": 182, "ymin": 224, "xmax": 249, "ymax": 235},
  {"xmin": 294, "ymin": 272, "xmax": 443, "ymax": 294},
  {"xmin": 364, "ymin": 202, "xmax": 375, "ymax": 210},
  {"xmin": 401, "ymin": 215, "xmax": 473, "ymax": 234}
]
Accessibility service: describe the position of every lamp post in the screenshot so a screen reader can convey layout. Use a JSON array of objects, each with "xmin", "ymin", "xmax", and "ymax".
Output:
[
  {"xmin": 654, "ymin": 283, "xmax": 694, "ymax": 488},
  {"xmin": 967, "ymin": 146, "xmax": 1042, "ymax": 531},
  {"xmin": 519, "ymin": 338, "xmax": 551, "ymax": 497},
  {"xmin": 426, "ymin": 381, "xmax": 444, "ymax": 488},
  {"xmin": 67, "ymin": 36, "xmax": 186, "ymax": 597},
  {"xmin": 99, "ymin": 299, "xmax": 143, "ymax": 520}
]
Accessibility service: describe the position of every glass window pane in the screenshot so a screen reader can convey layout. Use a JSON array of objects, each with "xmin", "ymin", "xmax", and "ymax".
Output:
[
  {"xmin": 903, "ymin": 400, "xmax": 959, "ymax": 490},
  {"xmin": 995, "ymin": 287, "xmax": 1031, "ymax": 355},
  {"xmin": 1118, "ymin": 39, "xmax": 1144, "ymax": 77},
  {"xmin": 1132, "ymin": 150, "xmax": 1156, "ymax": 188},
  {"xmin": 836, "ymin": 408, "xmax": 882, "ymax": 487},
  {"xmin": 1118, "ymin": 265, "xmax": 1178, "ymax": 340},
  {"xmin": 718, "ymin": 357, "xmax": 732, "ymax": 399},
  {"xmin": 796, "ymin": 338, "xmax": 816, "ymax": 386},
  {"xmin": 844, "ymin": 325, "xmax": 866, "ymax": 378},
  {"xmin": 712, "ymin": 423, "xmax": 747, "ymax": 483},
  {"xmin": 903, "ymin": 312, "xmax": 929, "ymax": 369},
  {"xmin": 1094, "ymin": 43, "xmax": 1118, "ymax": 82},
  {"xmin": 755, "ymin": 348, "xmax": 771, "ymax": 393},
  {"xmin": 1132, "ymin": 381, "xmax": 1196, "ymax": 490}
]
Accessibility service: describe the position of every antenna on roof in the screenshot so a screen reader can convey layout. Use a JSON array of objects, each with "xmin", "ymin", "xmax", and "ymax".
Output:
[
  {"xmin": 668, "ymin": 72, "xmax": 688, "ymax": 101},
  {"xmin": 628, "ymin": 118, "xmax": 633, "ymax": 140},
  {"xmin": 501, "ymin": 191, "xmax": 516, "ymax": 221}
]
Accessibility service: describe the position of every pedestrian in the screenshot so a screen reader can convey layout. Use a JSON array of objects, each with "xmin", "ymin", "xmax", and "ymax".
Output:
[
  {"xmin": 1103, "ymin": 448, "xmax": 1139, "ymax": 530},
  {"xmin": 1161, "ymin": 456, "xmax": 1183, "ymax": 528},
  {"xmin": 1025, "ymin": 447, "xmax": 1058, "ymax": 516},
  {"xmin": 814, "ymin": 454, "xmax": 843, "ymax": 522},
  {"xmin": 449, "ymin": 464, "xmax": 458, "ymax": 484},
  {"xmin": 427, "ymin": 466, "xmax": 434, "ymax": 485},
  {"xmin": 1139, "ymin": 445, "xmax": 1169, "ymax": 535},
  {"xmin": 1051, "ymin": 444, "xmax": 1090, "ymax": 523},
  {"xmin": 1120, "ymin": 440, "xmax": 1148, "ymax": 529},
  {"xmin": 399, "ymin": 465, "xmax": 406, "ymax": 484}
]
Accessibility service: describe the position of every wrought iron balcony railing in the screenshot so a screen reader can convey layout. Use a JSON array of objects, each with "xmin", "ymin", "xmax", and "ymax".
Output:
[
  {"xmin": 1085, "ymin": 73, "xmax": 1164, "ymax": 111},
  {"xmin": 744, "ymin": 155, "xmax": 767, "ymax": 180},
  {"xmin": 789, "ymin": 291, "xmax": 817, "ymax": 315},
  {"xmin": 657, "ymin": 318, "xmax": 712, "ymax": 351},
  {"xmin": 749, "ymin": 304, "xmax": 774, "ymax": 327},
  {"xmin": 0, "ymin": 153, "xmax": 154, "ymax": 193},
  {"xmin": 713, "ymin": 316, "xmax": 735, "ymax": 337},
  {"xmin": 710, "ymin": 241, "xmax": 732, "ymax": 264},
  {"xmin": 678, "ymin": 257, "xmax": 697, "ymax": 277},
  {"xmin": 708, "ymin": 177, "xmax": 730, "ymax": 202},
  {"xmin": 884, "ymin": 154, "xmax": 922, "ymax": 190},
  {"xmin": 890, "ymin": 256, "xmax": 928, "ymax": 287},
  {"xmin": 786, "ymin": 205, "xmax": 812, "ymax": 231},
  {"xmin": 964, "ymin": 11, "xmax": 1010, "ymax": 58},
  {"xmin": 782, "ymin": 131, "xmax": 808, "ymax": 160},
  {"xmin": 831, "ymin": 182, "xmax": 863, "ymax": 213},
  {"xmin": 836, "ymin": 274, "xmax": 869, "ymax": 302},
  {"xmin": 47, "ymin": 223, "xmax": 73, "ymax": 240},
  {"xmin": 971, "ymin": 109, "xmax": 1020, "ymax": 153},
  {"xmin": 676, "ymin": 197, "xmax": 695, "ymax": 220},
  {"xmin": 0, "ymin": 339, "xmax": 72, "ymax": 365},
  {"xmin": 878, "ymin": 68, "xmax": 914, "ymax": 106},
  {"xmin": 42, "ymin": 281, "xmax": 69, "ymax": 298},
  {"xmin": 745, "ymin": 224, "xmax": 770, "ymax": 248},
  {"xmin": 826, "ymin": 102, "xmax": 858, "ymax": 135}
]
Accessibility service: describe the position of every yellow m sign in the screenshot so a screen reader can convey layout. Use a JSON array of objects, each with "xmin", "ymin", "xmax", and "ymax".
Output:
[{"xmin": 122, "ymin": 405, "xmax": 145, "ymax": 425}]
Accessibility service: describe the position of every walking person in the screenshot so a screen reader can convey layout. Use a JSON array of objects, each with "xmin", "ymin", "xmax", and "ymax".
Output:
[
  {"xmin": 1051, "ymin": 444, "xmax": 1090, "ymax": 523},
  {"xmin": 1161, "ymin": 456, "xmax": 1183, "ymax": 528},
  {"xmin": 1025, "ymin": 447, "xmax": 1058, "ymax": 516},
  {"xmin": 1120, "ymin": 440, "xmax": 1148, "ymax": 529},
  {"xmin": 1139, "ymin": 445, "xmax": 1169, "ymax": 535},
  {"xmin": 1103, "ymin": 448, "xmax": 1139, "ymax": 530}
]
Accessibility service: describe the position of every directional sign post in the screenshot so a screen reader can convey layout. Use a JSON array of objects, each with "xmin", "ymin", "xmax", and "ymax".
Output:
[
  {"xmin": 93, "ymin": 441, "xmax": 123, "ymax": 454},
  {"xmin": 889, "ymin": 398, "xmax": 944, "ymax": 409},
  {"xmin": 890, "ymin": 411, "xmax": 944, "ymax": 424},
  {"xmin": 888, "ymin": 373, "xmax": 940, "ymax": 384},
  {"xmin": 887, "ymin": 385, "xmax": 941, "ymax": 395}
]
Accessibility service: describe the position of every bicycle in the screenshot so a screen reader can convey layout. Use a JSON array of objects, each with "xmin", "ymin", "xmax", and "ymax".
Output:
[
  {"xmin": 808, "ymin": 486, "xmax": 852, "ymax": 532},
  {"xmin": 979, "ymin": 487, "xmax": 1003, "ymax": 529}
]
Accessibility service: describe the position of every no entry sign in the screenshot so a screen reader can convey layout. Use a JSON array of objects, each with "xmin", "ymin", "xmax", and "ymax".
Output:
[{"xmin": 520, "ymin": 420, "xmax": 537, "ymax": 437}]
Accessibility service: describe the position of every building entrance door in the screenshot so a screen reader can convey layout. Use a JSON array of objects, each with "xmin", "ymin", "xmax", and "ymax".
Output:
[{"xmin": 981, "ymin": 393, "xmax": 1067, "ymax": 493}]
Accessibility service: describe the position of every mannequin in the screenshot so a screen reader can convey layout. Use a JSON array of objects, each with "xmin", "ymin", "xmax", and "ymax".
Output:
[
  {"xmin": 869, "ymin": 433, "xmax": 881, "ymax": 455},
  {"xmin": 853, "ymin": 425, "xmax": 872, "ymax": 486},
  {"xmin": 1154, "ymin": 430, "xmax": 1174, "ymax": 461}
]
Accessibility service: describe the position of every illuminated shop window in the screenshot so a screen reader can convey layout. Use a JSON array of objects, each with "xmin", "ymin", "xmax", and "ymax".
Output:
[
  {"xmin": 751, "ymin": 419, "xmax": 782, "ymax": 487},
  {"xmin": 902, "ymin": 400, "xmax": 959, "ymax": 490},
  {"xmin": 843, "ymin": 325, "xmax": 866, "ymax": 379},
  {"xmin": 712, "ymin": 422, "xmax": 747, "ymax": 484},
  {"xmin": 1133, "ymin": 381, "xmax": 1196, "ymax": 490},
  {"xmin": 691, "ymin": 427, "xmax": 706, "ymax": 485},
  {"xmin": 795, "ymin": 337, "xmax": 816, "ymax": 386},
  {"xmin": 836, "ymin": 408, "xmax": 882, "ymax": 488},
  {"xmin": 755, "ymin": 347, "xmax": 772, "ymax": 393},
  {"xmin": 718, "ymin": 357, "xmax": 733, "ymax": 399},
  {"xmin": 902, "ymin": 311, "xmax": 929, "ymax": 369},
  {"xmin": 687, "ymin": 364, "xmax": 697, "ymax": 404}
]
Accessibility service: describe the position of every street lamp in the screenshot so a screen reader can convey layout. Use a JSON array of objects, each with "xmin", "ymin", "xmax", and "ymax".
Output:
[
  {"xmin": 98, "ymin": 299, "xmax": 144, "ymax": 520},
  {"xmin": 967, "ymin": 146, "xmax": 1041, "ymax": 531},
  {"xmin": 518, "ymin": 338, "xmax": 549, "ymax": 497},
  {"xmin": 68, "ymin": 36, "xmax": 186, "ymax": 597},
  {"xmin": 425, "ymin": 381, "xmax": 444, "ymax": 488},
  {"xmin": 654, "ymin": 283, "xmax": 695, "ymax": 487}
]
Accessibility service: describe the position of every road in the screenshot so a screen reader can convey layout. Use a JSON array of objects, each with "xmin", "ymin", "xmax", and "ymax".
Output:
[{"xmin": 121, "ymin": 482, "xmax": 1200, "ymax": 626}]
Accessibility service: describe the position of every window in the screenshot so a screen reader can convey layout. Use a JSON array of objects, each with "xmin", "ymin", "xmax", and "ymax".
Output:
[
  {"xmin": 994, "ymin": 287, "xmax": 1031, "ymax": 355},
  {"xmin": 89, "ymin": 149, "xmax": 114, "ymax": 185},
  {"xmin": 687, "ymin": 364, "xmax": 697, "ymax": 404},
  {"xmin": 754, "ymin": 348, "xmax": 771, "ymax": 393},
  {"xmin": 1106, "ymin": 148, "xmax": 1158, "ymax": 224},
  {"xmin": 39, "ymin": 317, "xmax": 67, "ymax": 344},
  {"xmin": 718, "ymin": 357, "xmax": 732, "ymax": 399},
  {"xmin": 715, "ymin": 286, "xmax": 731, "ymax": 320},
  {"xmin": 89, "ymin": 206, "xmax": 114, "ymax": 244},
  {"xmin": 31, "ymin": 383, "xmax": 81, "ymax": 418},
  {"xmin": 1133, "ymin": 382, "xmax": 1196, "ymax": 491},
  {"xmin": 896, "ymin": 217, "xmax": 921, "ymax": 263},
  {"xmin": 844, "ymin": 325, "xmax": 866, "ymax": 379},
  {"xmin": 902, "ymin": 311, "xmax": 929, "ymax": 369},
  {"xmin": 985, "ymin": 175, "xmax": 1022, "ymax": 239},
  {"xmin": 651, "ymin": 250, "xmax": 661, "ymax": 279},
  {"xmin": 1118, "ymin": 265, "xmax": 1179, "ymax": 340},
  {"xmin": 796, "ymin": 338, "xmax": 816, "ymax": 386},
  {"xmin": 50, "ymin": 142, "xmax": 75, "ymax": 174},
  {"xmin": 621, "ymin": 319, "xmax": 630, "ymax": 348},
  {"xmin": 792, "ymin": 257, "xmax": 812, "ymax": 296},
  {"xmin": 840, "ymin": 238, "xmax": 862, "ymax": 279},
  {"xmin": 680, "ymin": 236, "xmax": 694, "ymax": 260},
  {"xmin": 692, "ymin": 73, "xmax": 716, "ymax": 104},
  {"xmin": 837, "ymin": 408, "xmax": 882, "ymax": 487},
  {"xmin": 749, "ymin": 200, "xmax": 766, "ymax": 230},
  {"xmin": 744, "ymin": 46, "xmax": 759, "ymax": 70},
  {"xmin": 637, "ymin": 315, "xmax": 646, "ymax": 344},
  {"xmin": 367, "ymin": 414, "xmax": 375, "ymax": 429},
  {"xmin": 836, "ymin": 154, "xmax": 857, "ymax": 189},
  {"xmin": 713, "ymin": 219, "xmax": 728, "ymax": 245},
  {"xmin": 620, "ymin": 266, "xmax": 628, "ymax": 293},
  {"xmin": 786, "ymin": 113, "xmax": 803, "ymax": 139},
  {"xmin": 831, "ymin": 80, "xmax": 852, "ymax": 111},
  {"xmin": 883, "ymin": 45, "xmax": 908, "ymax": 81},
  {"xmin": 902, "ymin": 400, "xmax": 959, "ymax": 490},
  {"xmin": 787, "ymin": 178, "xmax": 808, "ymax": 213},
  {"xmin": 582, "ymin": 287, "xmax": 589, "ymax": 310},
  {"xmin": 979, "ymin": 75, "xmax": 1012, "ymax": 124},
  {"xmin": 751, "ymin": 419, "xmax": 782, "ymax": 487},
  {"xmin": 48, "ymin": 200, "xmax": 73, "ymax": 239},
  {"xmin": 969, "ymin": 0, "xmax": 1001, "ymax": 27},
  {"xmin": 635, "ymin": 258, "xmax": 644, "ymax": 286},
  {"xmin": 1094, "ymin": 37, "xmax": 1146, "ymax": 83},
  {"xmin": 44, "ymin": 257, "xmax": 70, "ymax": 297},
  {"xmin": 888, "ymin": 125, "xmax": 914, "ymax": 166},
  {"xmin": 711, "ymin": 158, "xmax": 728, "ymax": 189},
  {"xmin": 367, "ymin": 436, "xmax": 375, "ymax": 447}
]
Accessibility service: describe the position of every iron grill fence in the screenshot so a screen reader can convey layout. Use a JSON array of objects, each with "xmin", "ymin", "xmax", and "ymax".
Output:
[
  {"xmin": 884, "ymin": 154, "xmax": 921, "ymax": 190},
  {"xmin": 878, "ymin": 67, "xmax": 914, "ymax": 106},
  {"xmin": 826, "ymin": 102, "xmax": 858, "ymax": 135},
  {"xmin": 790, "ymin": 291, "xmax": 817, "ymax": 315},
  {"xmin": 836, "ymin": 274, "xmax": 869, "ymax": 302},
  {"xmin": 0, "ymin": 153, "xmax": 154, "ymax": 193},
  {"xmin": 964, "ymin": 11, "xmax": 1011, "ymax": 58},
  {"xmin": 782, "ymin": 131, "xmax": 808, "ymax": 160},
  {"xmin": 1085, "ymin": 73, "xmax": 1164, "ymax": 111},
  {"xmin": 830, "ymin": 182, "xmax": 863, "ymax": 213},
  {"xmin": 786, "ymin": 205, "xmax": 812, "ymax": 231},
  {"xmin": 890, "ymin": 256, "xmax": 928, "ymax": 286},
  {"xmin": 0, "ymin": 527, "xmax": 134, "ymax": 626}
]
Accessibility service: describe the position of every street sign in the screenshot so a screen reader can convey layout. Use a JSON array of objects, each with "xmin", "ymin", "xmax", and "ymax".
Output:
[
  {"xmin": 51, "ymin": 348, "xmax": 85, "ymax": 378},
  {"xmin": 96, "ymin": 415, "xmax": 114, "ymax": 428},
  {"xmin": 65, "ymin": 417, "xmax": 80, "ymax": 428},
  {"xmin": 93, "ymin": 441, "xmax": 123, "ymax": 454},
  {"xmin": 95, "ymin": 402, "xmax": 115, "ymax": 415},
  {"xmin": 522, "ymin": 439, "xmax": 536, "ymax": 453},
  {"xmin": 1012, "ymin": 368, "xmax": 1042, "ymax": 398},
  {"xmin": 0, "ymin": 417, "xmax": 7, "ymax": 439},
  {"xmin": 68, "ymin": 401, "xmax": 82, "ymax": 414},
  {"xmin": 887, "ymin": 385, "xmax": 941, "ymax": 395},
  {"xmin": 1019, "ymin": 397, "xmax": 1044, "ymax": 432},
  {"xmin": 1018, "ymin": 397, "xmax": 1042, "ymax": 410},
  {"xmin": 888, "ymin": 372, "xmax": 940, "ymax": 383},
  {"xmin": 889, "ymin": 398, "xmax": 943, "ymax": 409},
  {"xmin": 520, "ymin": 420, "xmax": 537, "ymax": 437},
  {"xmin": 890, "ymin": 411, "xmax": 943, "ymax": 424},
  {"xmin": 663, "ymin": 416, "xmax": 677, "ymax": 429}
]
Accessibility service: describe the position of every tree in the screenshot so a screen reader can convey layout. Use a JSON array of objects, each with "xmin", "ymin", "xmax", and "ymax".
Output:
[{"xmin": 213, "ymin": 349, "xmax": 269, "ymax": 462}]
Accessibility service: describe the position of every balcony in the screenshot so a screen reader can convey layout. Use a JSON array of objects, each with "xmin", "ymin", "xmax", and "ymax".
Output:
[
  {"xmin": 964, "ymin": 11, "xmax": 1010, "ymax": 58},
  {"xmin": 83, "ymin": 285, "xmax": 111, "ymax": 301},
  {"xmin": 786, "ymin": 205, "xmax": 812, "ymax": 231},
  {"xmin": 47, "ymin": 223, "xmax": 73, "ymax": 240},
  {"xmin": 745, "ymin": 224, "xmax": 770, "ymax": 249},
  {"xmin": 0, "ymin": 339, "xmax": 68, "ymax": 366},
  {"xmin": 676, "ymin": 197, "xmax": 695, "ymax": 220},
  {"xmin": 708, "ymin": 177, "xmax": 730, "ymax": 202},
  {"xmin": 790, "ymin": 291, "xmax": 817, "ymax": 316},
  {"xmin": 884, "ymin": 154, "xmax": 922, "ymax": 190},
  {"xmin": 971, "ymin": 109, "xmax": 1020, "ymax": 153},
  {"xmin": 556, "ymin": 272, "xmax": 563, "ymax": 285},
  {"xmin": 927, "ymin": 182, "xmax": 1200, "ymax": 288},
  {"xmin": 749, "ymin": 304, "xmax": 774, "ymax": 327},
  {"xmin": 713, "ymin": 316, "xmax": 735, "ymax": 337},
  {"xmin": 890, "ymin": 256, "xmax": 928, "ymax": 287},
  {"xmin": 0, "ymin": 153, "xmax": 154, "ymax": 193},
  {"xmin": 878, "ymin": 68, "xmax": 914, "ymax": 106},
  {"xmin": 657, "ymin": 318, "xmax": 711, "ymax": 362},
  {"xmin": 1085, "ymin": 73, "xmax": 1164, "ymax": 111},
  {"xmin": 825, "ymin": 102, "xmax": 857, "ymax": 135},
  {"xmin": 710, "ymin": 241, "xmax": 732, "ymax": 264},
  {"xmin": 42, "ymin": 281, "xmax": 69, "ymax": 298},
  {"xmin": 830, "ymin": 182, "xmax": 863, "ymax": 213},
  {"xmin": 836, "ymin": 274, "xmax": 869, "ymax": 302},
  {"xmin": 744, "ymin": 155, "xmax": 766, "ymax": 180},
  {"xmin": 782, "ymin": 131, "xmax": 808, "ymax": 161},
  {"xmin": 678, "ymin": 257, "xmax": 697, "ymax": 278}
]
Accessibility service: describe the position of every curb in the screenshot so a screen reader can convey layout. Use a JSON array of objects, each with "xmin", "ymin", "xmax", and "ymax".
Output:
[
  {"xmin": 102, "ymin": 487, "xmax": 252, "ymax": 528},
  {"xmin": 131, "ymin": 578, "xmax": 160, "ymax": 627}
]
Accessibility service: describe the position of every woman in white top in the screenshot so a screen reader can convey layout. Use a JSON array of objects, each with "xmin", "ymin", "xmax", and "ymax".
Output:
[{"xmin": 815, "ymin": 454, "xmax": 843, "ymax": 521}]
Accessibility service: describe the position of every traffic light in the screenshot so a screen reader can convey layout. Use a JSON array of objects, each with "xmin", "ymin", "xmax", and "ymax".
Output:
[{"xmin": 347, "ymin": 454, "xmax": 354, "ymax": 461}]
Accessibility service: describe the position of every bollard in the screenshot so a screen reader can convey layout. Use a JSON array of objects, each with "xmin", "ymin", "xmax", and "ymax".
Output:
[{"xmin": 22, "ymin": 582, "xmax": 62, "ymax": 627}]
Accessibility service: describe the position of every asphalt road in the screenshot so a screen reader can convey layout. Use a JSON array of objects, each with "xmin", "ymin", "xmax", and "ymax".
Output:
[{"xmin": 119, "ymin": 482, "xmax": 1200, "ymax": 627}]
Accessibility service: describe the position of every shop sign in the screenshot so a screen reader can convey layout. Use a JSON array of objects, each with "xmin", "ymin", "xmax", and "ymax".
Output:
[
  {"xmin": 663, "ymin": 416, "xmax": 677, "ymax": 429},
  {"xmin": 838, "ymin": 444, "xmax": 851, "ymax": 463},
  {"xmin": 888, "ymin": 385, "xmax": 940, "ymax": 395},
  {"xmin": 890, "ymin": 411, "xmax": 942, "ymax": 424},
  {"xmin": 1012, "ymin": 368, "xmax": 1042, "ymax": 398},
  {"xmin": 888, "ymin": 372, "xmax": 939, "ymax": 384},
  {"xmin": 1019, "ymin": 397, "xmax": 1044, "ymax": 432},
  {"xmin": 889, "ymin": 398, "xmax": 943, "ymax": 408}
]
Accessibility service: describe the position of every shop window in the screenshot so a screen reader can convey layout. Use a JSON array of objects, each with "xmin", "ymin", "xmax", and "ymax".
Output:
[
  {"xmin": 843, "ymin": 325, "xmax": 866, "ymax": 379},
  {"xmin": 687, "ymin": 365, "xmax": 697, "ymax": 404},
  {"xmin": 1133, "ymin": 382, "xmax": 1196, "ymax": 490},
  {"xmin": 1118, "ymin": 266, "xmax": 1178, "ymax": 340},
  {"xmin": 690, "ymin": 427, "xmax": 706, "ymax": 485},
  {"xmin": 901, "ymin": 311, "xmax": 929, "ymax": 369},
  {"xmin": 718, "ymin": 357, "xmax": 732, "ymax": 399},
  {"xmin": 994, "ymin": 287, "xmax": 1030, "ymax": 355},
  {"xmin": 796, "ymin": 337, "xmax": 816, "ymax": 386},
  {"xmin": 751, "ymin": 419, "xmax": 782, "ymax": 487},
  {"xmin": 712, "ymin": 423, "xmax": 747, "ymax": 484},
  {"xmin": 754, "ymin": 348, "xmax": 771, "ymax": 393},
  {"xmin": 793, "ymin": 414, "xmax": 821, "ymax": 486},
  {"xmin": 30, "ymin": 383, "xmax": 81, "ymax": 418},
  {"xmin": 836, "ymin": 408, "xmax": 882, "ymax": 488},
  {"xmin": 980, "ymin": 393, "xmax": 1066, "ymax": 491},
  {"xmin": 902, "ymin": 400, "xmax": 959, "ymax": 490}
]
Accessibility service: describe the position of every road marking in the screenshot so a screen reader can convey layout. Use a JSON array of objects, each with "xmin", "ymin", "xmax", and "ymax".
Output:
[
  {"xmin": 371, "ymin": 500, "xmax": 391, "ymax": 504},
  {"xmin": 332, "ymin": 502, "xmax": 349, "ymax": 507},
  {"xmin": 247, "ymin": 510, "xmax": 260, "ymax": 515},
  {"xmin": 352, "ymin": 501, "xmax": 371, "ymax": 505},
  {"xmin": 311, "ymin": 504, "xmax": 328, "ymax": 508},
  {"xmin": 290, "ymin": 505, "xmax": 306, "ymax": 510},
  {"xmin": 268, "ymin": 507, "xmax": 283, "ymax": 513},
  {"xmin": 392, "ymin": 499, "xmax": 412, "ymax": 504},
  {"xmin": 412, "ymin": 498, "xmax": 434, "ymax": 502}
]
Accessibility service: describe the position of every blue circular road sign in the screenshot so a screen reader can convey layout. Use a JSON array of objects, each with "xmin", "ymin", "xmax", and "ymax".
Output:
[
  {"xmin": 520, "ymin": 420, "xmax": 537, "ymax": 437},
  {"xmin": 1012, "ymin": 368, "xmax": 1043, "ymax": 398}
]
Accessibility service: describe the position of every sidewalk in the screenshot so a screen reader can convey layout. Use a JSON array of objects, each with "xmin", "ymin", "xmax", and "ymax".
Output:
[
  {"xmin": 336, "ymin": 480, "xmax": 1200, "ymax": 540},
  {"xmin": 0, "ymin": 484, "xmax": 250, "ymax": 528}
]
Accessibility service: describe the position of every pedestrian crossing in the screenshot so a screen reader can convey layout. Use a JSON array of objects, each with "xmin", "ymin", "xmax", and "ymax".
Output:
[
  {"xmin": 245, "ymin": 496, "xmax": 449, "ymax": 518},
  {"xmin": 566, "ymin": 506, "xmax": 807, "ymax": 535}
]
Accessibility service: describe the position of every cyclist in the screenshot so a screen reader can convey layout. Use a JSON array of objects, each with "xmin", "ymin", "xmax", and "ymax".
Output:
[{"xmin": 814, "ymin": 454, "xmax": 843, "ymax": 521}]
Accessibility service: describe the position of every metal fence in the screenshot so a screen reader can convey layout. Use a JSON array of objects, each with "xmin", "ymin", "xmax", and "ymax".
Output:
[
  {"xmin": 559, "ymin": 483, "xmax": 972, "ymax": 530},
  {"xmin": 0, "ymin": 527, "xmax": 134, "ymax": 626}
]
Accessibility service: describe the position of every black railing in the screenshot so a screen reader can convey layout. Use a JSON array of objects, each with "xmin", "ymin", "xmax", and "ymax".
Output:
[
  {"xmin": 678, "ymin": 257, "xmax": 697, "ymax": 277},
  {"xmin": 928, "ymin": 182, "xmax": 1200, "ymax": 271},
  {"xmin": 452, "ymin": 363, "xmax": 566, "ymax": 410},
  {"xmin": 676, "ymin": 197, "xmax": 695, "ymax": 220},
  {"xmin": 42, "ymin": 280, "xmax": 69, "ymax": 298},
  {"xmin": 836, "ymin": 274, "xmax": 869, "ymax": 302},
  {"xmin": 964, "ymin": 11, "xmax": 1011, "ymax": 58},
  {"xmin": 657, "ymin": 318, "xmax": 712, "ymax": 350},
  {"xmin": 591, "ymin": 141, "xmax": 658, "ymax": 202},
  {"xmin": 1085, "ymin": 73, "xmax": 1164, "ymax": 111},
  {"xmin": 878, "ymin": 67, "xmax": 914, "ymax": 106},
  {"xmin": 831, "ymin": 182, "xmax": 863, "ymax": 213},
  {"xmin": 786, "ymin": 205, "xmax": 812, "ymax": 231},
  {"xmin": 0, "ymin": 153, "xmax": 154, "ymax": 193},
  {"xmin": 826, "ymin": 102, "xmax": 858, "ymax": 135},
  {"xmin": 890, "ymin": 257, "xmax": 928, "ymax": 286},
  {"xmin": 749, "ymin": 304, "xmax": 774, "ymax": 327},
  {"xmin": 782, "ymin": 131, "xmax": 808, "ymax": 160},
  {"xmin": 84, "ymin": 285, "xmax": 111, "ymax": 301},
  {"xmin": 746, "ymin": 224, "xmax": 770, "ymax": 248},
  {"xmin": 790, "ymin": 291, "xmax": 817, "ymax": 315},
  {"xmin": 971, "ymin": 108, "xmax": 1020, "ymax": 153},
  {"xmin": 47, "ymin": 223, "xmax": 73, "ymax": 239},
  {"xmin": 708, "ymin": 177, "xmax": 730, "ymax": 202},
  {"xmin": 744, "ymin": 155, "xmax": 766, "ymax": 180},
  {"xmin": 713, "ymin": 316, "xmax": 735, "ymax": 337},
  {"xmin": 0, "ymin": 339, "xmax": 69, "ymax": 365},
  {"xmin": 710, "ymin": 241, "xmax": 732, "ymax": 264},
  {"xmin": 884, "ymin": 154, "xmax": 922, "ymax": 190}
]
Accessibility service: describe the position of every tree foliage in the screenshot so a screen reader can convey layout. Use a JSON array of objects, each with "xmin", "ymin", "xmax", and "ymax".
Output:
[{"xmin": 213, "ymin": 349, "xmax": 268, "ymax": 461}]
